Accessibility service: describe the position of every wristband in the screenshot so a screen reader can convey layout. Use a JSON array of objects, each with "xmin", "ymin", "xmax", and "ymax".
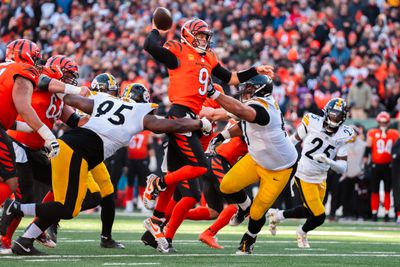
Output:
[
  {"xmin": 209, "ymin": 90, "xmax": 221, "ymax": 100},
  {"xmin": 66, "ymin": 112, "xmax": 81, "ymax": 128},
  {"xmin": 64, "ymin": 84, "xmax": 82, "ymax": 95},
  {"xmin": 38, "ymin": 75, "xmax": 52, "ymax": 91},
  {"xmin": 37, "ymin": 125, "xmax": 55, "ymax": 142},
  {"xmin": 221, "ymin": 129, "xmax": 231, "ymax": 139}
]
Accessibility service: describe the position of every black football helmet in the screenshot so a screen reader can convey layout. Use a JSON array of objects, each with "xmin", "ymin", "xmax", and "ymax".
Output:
[
  {"xmin": 238, "ymin": 75, "xmax": 273, "ymax": 101},
  {"xmin": 322, "ymin": 98, "xmax": 348, "ymax": 132},
  {"xmin": 91, "ymin": 73, "xmax": 119, "ymax": 96},
  {"xmin": 122, "ymin": 83, "xmax": 150, "ymax": 103}
]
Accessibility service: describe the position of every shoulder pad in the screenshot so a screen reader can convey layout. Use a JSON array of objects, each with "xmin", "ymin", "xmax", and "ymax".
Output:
[{"xmin": 341, "ymin": 126, "xmax": 356, "ymax": 143}]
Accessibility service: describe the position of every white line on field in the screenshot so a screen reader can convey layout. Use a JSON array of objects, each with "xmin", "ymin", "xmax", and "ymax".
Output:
[
  {"xmin": 284, "ymin": 248, "xmax": 327, "ymax": 251},
  {"xmin": 103, "ymin": 263, "xmax": 160, "ymax": 266},
  {"xmin": 354, "ymin": 251, "xmax": 397, "ymax": 254},
  {"xmin": 24, "ymin": 259, "xmax": 80, "ymax": 262}
]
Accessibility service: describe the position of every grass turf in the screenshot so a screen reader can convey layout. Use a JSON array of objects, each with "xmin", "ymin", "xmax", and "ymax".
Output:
[{"xmin": 1, "ymin": 213, "xmax": 399, "ymax": 267}]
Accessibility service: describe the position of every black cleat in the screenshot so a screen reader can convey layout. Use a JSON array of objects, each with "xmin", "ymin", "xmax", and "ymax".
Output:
[
  {"xmin": 384, "ymin": 214, "xmax": 390, "ymax": 222},
  {"xmin": 372, "ymin": 214, "xmax": 378, "ymax": 222},
  {"xmin": 100, "ymin": 236, "xmax": 125, "ymax": 249},
  {"xmin": 229, "ymin": 205, "xmax": 251, "ymax": 226},
  {"xmin": 0, "ymin": 199, "xmax": 23, "ymax": 235},
  {"xmin": 141, "ymin": 230, "xmax": 158, "ymax": 249},
  {"xmin": 47, "ymin": 223, "xmax": 59, "ymax": 244},
  {"xmin": 12, "ymin": 237, "xmax": 45, "ymax": 255},
  {"xmin": 166, "ymin": 238, "xmax": 177, "ymax": 253},
  {"xmin": 236, "ymin": 233, "xmax": 257, "ymax": 255}
]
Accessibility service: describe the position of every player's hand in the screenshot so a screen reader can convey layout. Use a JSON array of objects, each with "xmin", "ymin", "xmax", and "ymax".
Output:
[
  {"xmin": 313, "ymin": 153, "xmax": 329, "ymax": 163},
  {"xmin": 200, "ymin": 117, "xmax": 212, "ymax": 136},
  {"xmin": 79, "ymin": 86, "xmax": 91, "ymax": 97},
  {"xmin": 256, "ymin": 65, "xmax": 274, "ymax": 78},
  {"xmin": 44, "ymin": 138, "xmax": 60, "ymax": 159},
  {"xmin": 152, "ymin": 19, "xmax": 169, "ymax": 35},
  {"xmin": 207, "ymin": 80, "xmax": 220, "ymax": 99},
  {"xmin": 207, "ymin": 133, "xmax": 225, "ymax": 155}
]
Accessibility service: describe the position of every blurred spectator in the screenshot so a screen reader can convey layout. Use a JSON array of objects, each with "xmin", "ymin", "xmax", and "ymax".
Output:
[
  {"xmin": 330, "ymin": 37, "xmax": 351, "ymax": 66},
  {"xmin": 368, "ymin": 94, "xmax": 386, "ymax": 118},
  {"xmin": 297, "ymin": 93, "xmax": 321, "ymax": 117},
  {"xmin": 348, "ymin": 76, "xmax": 372, "ymax": 119}
]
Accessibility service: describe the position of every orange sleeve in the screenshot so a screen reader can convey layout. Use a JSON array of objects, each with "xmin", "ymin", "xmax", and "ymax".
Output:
[
  {"xmin": 163, "ymin": 40, "xmax": 183, "ymax": 57},
  {"xmin": 209, "ymin": 49, "xmax": 219, "ymax": 68}
]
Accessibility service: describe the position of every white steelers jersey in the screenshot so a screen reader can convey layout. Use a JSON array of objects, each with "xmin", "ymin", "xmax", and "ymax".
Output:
[
  {"xmin": 296, "ymin": 113, "xmax": 355, "ymax": 183},
  {"xmin": 83, "ymin": 92, "xmax": 156, "ymax": 159},
  {"xmin": 242, "ymin": 96, "xmax": 298, "ymax": 171}
]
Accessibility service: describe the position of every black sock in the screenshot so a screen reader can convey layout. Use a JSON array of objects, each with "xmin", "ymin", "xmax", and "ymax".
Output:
[
  {"xmin": 302, "ymin": 213, "xmax": 326, "ymax": 232},
  {"xmin": 81, "ymin": 191, "xmax": 102, "ymax": 211},
  {"xmin": 222, "ymin": 189, "xmax": 247, "ymax": 204},
  {"xmin": 101, "ymin": 194, "xmax": 115, "ymax": 238},
  {"xmin": 248, "ymin": 215, "xmax": 266, "ymax": 235},
  {"xmin": 283, "ymin": 206, "xmax": 310, "ymax": 219},
  {"xmin": 153, "ymin": 210, "xmax": 165, "ymax": 219},
  {"xmin": 35, "ymin": 202, "xmax": 66, "ymax": 221}
]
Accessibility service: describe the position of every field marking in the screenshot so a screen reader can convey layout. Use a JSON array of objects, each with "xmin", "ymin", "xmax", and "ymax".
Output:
[
  {"xmin": 103, "ymin": 263, "xmax": 160, "ymax": 266},
  {"xmin": 284, "ymin": 248, "xmax": 327, "ymax": 251},
  {"xmin": 24, "ymin": 259, "xmax": 80, "ymax": 262},
  {"xmin": 2, "ymin": 253, "xmax": 400, "ymax": 260},
  {"xmin": 354, "ymin": 251, "xmax": 397, "ymax": 254}
]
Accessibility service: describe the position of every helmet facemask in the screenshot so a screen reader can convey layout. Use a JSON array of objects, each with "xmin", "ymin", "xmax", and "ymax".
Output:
[
  {"xmin": 324, "ymin": 109, "xmax": 346, "ymax": 133},
  {"xmin": 181, "ymin": 19, "xmax": 213, "ymax": 53}
]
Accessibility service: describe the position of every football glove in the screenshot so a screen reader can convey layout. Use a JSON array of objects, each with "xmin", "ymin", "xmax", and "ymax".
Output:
[
  {"xmin": 312, "ymin": 153, "xmax": 329, "ymax": 163},
  {"xmin": 200, "ymin": 117, "xmax": 212, "ymax": 135},
  {"xmin": 207, "ymin": 133, "xmax": 225, "ymax": 155}
]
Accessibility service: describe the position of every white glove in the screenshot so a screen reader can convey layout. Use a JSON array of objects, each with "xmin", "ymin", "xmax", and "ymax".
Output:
[
  {"xmin": 149, "ymin": 155, "xmax": 157, "ymax": 172},
  {"xmin": 37, "ymin": 125, "xmax": 60, "ymax": 159},
  {"xmin": 312, "ymin": 153, "xmax": 330, "ymax": 164},
  {"xmin": 200, "ymin": 117, "xmax": 212, "ymax": 135}
]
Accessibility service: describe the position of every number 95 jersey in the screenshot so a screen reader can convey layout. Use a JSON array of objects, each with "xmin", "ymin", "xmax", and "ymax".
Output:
[
  {"xmin": 296, "ymin": 113, "xmax": 355, "ymax": 183},
  {"xmin": 82, "ymin": 92, "xmax": 157, "ymax": 159}
]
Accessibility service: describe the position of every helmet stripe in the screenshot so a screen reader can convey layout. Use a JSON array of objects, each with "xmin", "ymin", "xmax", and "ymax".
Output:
[
  {"xmin": 59, "ymin": 56, "xmax": 66, "ymax": 67},
  {"xmin": 18, "ymin": 39, "xmax": 25, "ymax": 62},
  {"xmin": 107, "ymin": 73, "xmax": 115, "ymax": 87}
]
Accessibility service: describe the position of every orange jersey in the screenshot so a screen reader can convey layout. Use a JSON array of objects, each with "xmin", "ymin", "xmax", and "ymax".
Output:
[
  {"xmin": 164, "ymin": 40, "xmax": 219, "ymax": 114},
  {"xmin": 368, "ymin": 128, "xmax": 399, "ymax": 164},
  {"xmin": 216, "ymin": 136, "xmax": 248, "ymax": 166},
  {"xmin": 0, "ymin": 61, "xmax": 40, "ymax": 130},
  {"xmin": 128, "ymin": 130, "xmax": 151, "ymax": 160}
]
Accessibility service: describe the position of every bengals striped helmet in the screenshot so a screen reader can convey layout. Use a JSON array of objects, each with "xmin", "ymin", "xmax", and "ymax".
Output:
[
  {"xmin": 45, "ymin": 55, "xmax": 79, "ymax": 85},
  {"xmin": 5, "ymin": 39, "xmax": 41, "ymax": 66},
  {"xmin": 181, "ymin": 18, "xmax": 213, "ymax": 53}
]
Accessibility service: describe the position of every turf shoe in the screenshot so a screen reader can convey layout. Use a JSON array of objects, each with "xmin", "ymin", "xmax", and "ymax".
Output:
[
  {"xmin": 229, "ymin": 204, "xmax": 250, "ymax": 226},
  {"xmin": 267, "ymin": 208, "xmax": 282, "ymax": 236},
  {"xmin": 296, "ymin": 226, "xmax": 310, "ymax": 248},
  {"xmin": 236, "ymin": 232, "xmax": 257, "ymax": 255},
  {"xmin": 199, "ymin": 228, "xmax": 224, "ymax": 249},
  {"xmin": 0, "ymin": 236, "xmax": 12, "ymax": 254},
  {"xmin": 36, "ymin": 232, "xmax": 56, "ymax": 248},
  {"xmin": 143, "ymin": 174, "xmax": 165, "ymax": 210},
  {"xmin": 143, "ymin": 217, "xmax": 169, "ymax": 253},
  {"xmin": 12, "ymin": 236, "xmax": 45, "ymax": 255},
  {"xmin": 0, "ymin": 199, "xmax": 23, "ymax": 235},
  {"xmin": 100, "ymin": 235, "xmax": 125, "ymax": 249}
]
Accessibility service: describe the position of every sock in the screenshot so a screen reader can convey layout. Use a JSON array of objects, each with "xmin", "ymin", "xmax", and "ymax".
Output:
[
  {"xmin": 163, "ymin": 166, "xmax": 207, "ymax": 186},
  {"xmin": 283, "ymin": 206, "xmax": 310, "ymax": 219},
  {"xmin": 153, "ymin": 184, "xmax": 176, "ymax": 216},
  {"xmin": 0, "ymin": 182, "xmax": 12, "ymax": 205},
  {"xmin": 20, "ymin": 203, "xmax": 36, "ymax": 216},
  {"xmin": 277, "ymin": 210, "xmax": 285, "ymax": 220},
  {"xmin": 185, "ymin": 207, "xmax": 211, "ymax": 220},
  {"xmin": 41, "ymin": 191, "xmax": 54, "ymax": 203},
  {"xmin": 5, "ymin": 217, "xmax": 22, "ymax": 240},
  {"xmin": 138, "ymin": 186, "xmax": 145, "ymax": 199},
  {"xmin": 165, "ymin": 197, "xmax": 197, "ymax": 240},
  {"xmin": 248, "ymin": 215, "xmax": 266, "ymax": 235},
  {"xmin": 384, "ymin": 192, "xmax": 391, "ymax": 213},
  {"xmin": 238, "ymin": 196, "xmax": 251, "ymax": 210},
  {"xmin": 22, "ymin": 223, "xmax": 42, "ymax": 239},
  {"xmin": 246, "ymin": 231, "xmax": 257, "ymax": 238},
  {"xmin": 371, "ymin": 192, "xmax": 379, "ymax": 213},
  {"xmin": 299, "ymin": 225, "xmax": 306, "ymax": 234},
  {"xmin": 165, "ymin": 198, "xmax": 177, "ymax": 222},
  {"xmin": 209, "ymin": 205, "xmax": 237, "ymax": 234},
  {"xmin": 101, "ymin": 194, "xmax": 115, "ymax": 238},
  {"xmin": 302, "ymin": 213, "xmax": 326, "ymax": 232},
  {"xmin": 397, "ymin": 211, "xmax": 400, "ymax": 218},
  {"xmin": 125, "ymin": 186, "xmax": 134, "ymax": 203}
]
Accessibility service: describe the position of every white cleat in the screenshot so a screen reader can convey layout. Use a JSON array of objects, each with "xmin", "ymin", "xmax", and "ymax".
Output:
[
  {"xmin": 143, "ymin": 217, "xmax": 169, "ymax": 253},
  {"xmin": 143, "ymin": 174, "xmax": 162, "ymax": 210},
  {"xmin": 296, "ymin": 226, "xmax": 310, "ymax": 248},
  {"xmin": 267, "ymin": 208, "xmax": 281, "ymax": 236},
  {"xmin": 0, "ymin": 246, "xmax": 12, "ymax": 254}
]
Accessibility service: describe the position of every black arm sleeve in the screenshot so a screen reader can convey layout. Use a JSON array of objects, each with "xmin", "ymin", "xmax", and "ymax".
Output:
[
  {"xmin": 212, "ymin": 63, "xmax": 232, "ymax": 84},
  {"xmin": 248, "ymin": 104, "xmax": 270, "ymax": 126},
  {"xmin": 66, "ymin": 112, "xmax": 81, "ymax": 128},
  {"xmin": 364, "ymin": 146, "xmax": 371, "ymax": 157},
  {"xmin": 143, "ymin": 29, "xmax": 179, "ymax": 70},
  {"xmin": 237, "ymin": 67, "xmax": 258, "ymax": 83}
]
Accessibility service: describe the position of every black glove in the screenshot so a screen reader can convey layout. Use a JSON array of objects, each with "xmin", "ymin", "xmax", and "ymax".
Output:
[{"xmin": 207, "ymin": 133, "xmax": 225, "ymax": 155}]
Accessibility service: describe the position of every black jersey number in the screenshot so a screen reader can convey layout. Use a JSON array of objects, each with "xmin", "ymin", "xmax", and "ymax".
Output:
[
  {"xmin": 95, "ymin": 100, "xmax": 133, "ymax": 125},
  {"xmin": 305, "ymin": 137, "xmax": 335, "ymax": 160}
]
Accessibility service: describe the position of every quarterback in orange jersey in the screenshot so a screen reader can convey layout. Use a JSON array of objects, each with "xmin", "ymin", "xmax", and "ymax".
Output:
[
  {"xmin": 0, "ymin": 39, "xmax": 59, "ymax": 215},
  {"xmin": 142, "ymin": 17, "xmax": 273, "ymax": 252},
  {"xmin": 364, "ymin": 111, "xmax": 399, "ymax": 222}
]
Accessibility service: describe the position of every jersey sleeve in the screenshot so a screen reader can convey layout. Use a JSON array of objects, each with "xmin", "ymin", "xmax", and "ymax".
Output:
[
  {"xmin": 163, "ymin": 40, "xmax": 183, "ymax": 57},
  {"xmin": 337, "ymin": 143, "xmax": 349, "ymax": 157},
  {"xmin": 301, "ymin": 113, "xmax": 311, "ymax": 132},
  {"xmin": 208, "ymin": 49, "xmax": 219, "ymax": 68},
  {"xmin": 13, "ymin": 63, "xmax": 40, "ymax": 86},
  {"xmin": 136, "ymin": 103, "xmax": 158, "ymax": 131}
]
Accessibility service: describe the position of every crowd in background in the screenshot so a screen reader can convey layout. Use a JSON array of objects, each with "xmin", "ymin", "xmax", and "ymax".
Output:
[{"xmin": 1, "ymin": 0, "xmax": 399, "ymax": 220}]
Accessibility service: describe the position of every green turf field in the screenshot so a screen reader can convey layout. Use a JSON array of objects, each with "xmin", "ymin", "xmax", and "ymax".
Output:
[{"xmin": 1, "ymin": 214, "xmax": 399, "ymax": 266}]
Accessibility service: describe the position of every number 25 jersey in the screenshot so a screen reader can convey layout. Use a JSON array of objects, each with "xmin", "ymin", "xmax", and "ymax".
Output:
[
  {"xmin": 164, "ymin": 40, "xmax": 219, "ymax": 114},
  {"xmin": 296, "ymin": 113, "xmax": 355, "ymax": 183},
  {"xmin": 82, "ymin": 92, "xmax": 157, "ymax": 159}
]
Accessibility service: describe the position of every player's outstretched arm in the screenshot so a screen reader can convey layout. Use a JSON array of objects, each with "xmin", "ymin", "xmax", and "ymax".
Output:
[
  {"xmin": 143, "ymin": 114, "xmax": 209, "ymax": 134},
  {"xmin": 38, "ymin": 75, "xmax": 90, "ymax": 96},
  {"xmin": 212, "ymin": 64, "xmax": 274, "ymax": 86},
  {"xmin": 63, "ymin": 94, "xmax": 94, "ymax": 115}
]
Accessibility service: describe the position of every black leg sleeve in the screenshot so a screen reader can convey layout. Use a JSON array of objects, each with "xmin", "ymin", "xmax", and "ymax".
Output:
[
  {"xmin": 283, "ymin": 206, "xmax": 311, "ymax": 219},
  {"xmin": 100, "ymin": 194, "xmax": 115, "ymax": 238},
  {"xmin": 248, "ymin": 214, "xmax": 266, "ymax": 235},
  {"xmin": 302, "ymin": 213, "xmax": 326, "ymax": 233}
]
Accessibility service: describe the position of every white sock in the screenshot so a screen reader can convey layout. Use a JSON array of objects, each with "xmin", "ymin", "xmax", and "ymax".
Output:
[
  {"xmin": 246, "ymin": 231, "xmax": 257, "ymax": 238},
  {"xmin": 277, "ymin": 210, "xmax": 285, "ymax": 220},
  {"xmin": 238, "ymin": 196, "xmax": 251, "ymax": 210},
  {"xmin": 22, "ymin": 223, "xmax": 42, "ymax": 239},
  {"xmin": 298, "ymin": 225, "xmax": 306, "ymax": 235},
  {"xmin": 20, "ymin": 204, "xmax": 36, "ymax": 216}
]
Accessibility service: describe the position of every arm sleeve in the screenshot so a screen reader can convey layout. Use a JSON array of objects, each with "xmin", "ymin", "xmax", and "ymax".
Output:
[
  {"xmin": 248, "ymin": 104, "xmax": 269, "ymax": 126},
  {"xmin": 297, "ymin": 123, "xmax": 308, "ymax": 140},
  {"xmin": 143, "ymin": 29, "xmax": 179, "ymax": 69},
  {"xmin": 337, "ymin": 144, "xmax": 349, "ymax": 157},
  {"xmin": 212, "ymin": 63, "xmax": 232, "ymax": 84}
]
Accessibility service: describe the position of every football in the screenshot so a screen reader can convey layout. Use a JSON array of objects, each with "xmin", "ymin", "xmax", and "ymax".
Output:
[{"xmin": 153, "ymin": 7, "xmax": 173, "ymax": 31}]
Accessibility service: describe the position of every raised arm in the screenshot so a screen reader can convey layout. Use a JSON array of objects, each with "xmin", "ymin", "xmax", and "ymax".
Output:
[
  {"xmin": 63, "ymin": 94, "xmax": 94, "ymax": 115},
  {"xmin": 143, "ymin": 114, "xmax": 210, "ymax": 134},
  {"xmin": 212, "ymin": 64, "xmax": 274, "ymax": 86}
]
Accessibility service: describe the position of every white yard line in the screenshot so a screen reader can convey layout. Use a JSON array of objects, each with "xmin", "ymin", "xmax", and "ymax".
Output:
[{"xmin": 103, "ymin": 263, "xmax": 160, "ymax": 266}]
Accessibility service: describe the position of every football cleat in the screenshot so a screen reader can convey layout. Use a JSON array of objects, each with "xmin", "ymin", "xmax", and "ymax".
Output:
[
  {"xmin": 143, "ymin": 217, "xmax": 169, "ymax": 253},
  {"xmin": 199, "ymin": 229, "xmax": 224, "ymax": 249},
  {"xmin": 166, "ymin": 238, "xmax": 177, "ymax": 253},
  {"xmin": 36, "ymin": 232, "xmax": 56, "ymax": 248},
  {"xmin": 229, "ymin": 204, "xmax": 251, "ymax": 226},
  {"xmin": 0, "ymin": 199, "xmax": 24, "ymax": 236},
  {"xmin": 141, "ymin": 230, "xmax": 158, "ymax": 249},
  {"xmin": 296, "ymin": 226, "xmax": 310, "ymax": 248},
  {"xmin": 143, "ymin": 174, "xmax": 165, "ymax": 210},
  {"xmin": 100, "ymin": 235, "xmax": 125, "ymax": 249},
  {"xmin": 47, "ymin": 223, "xmax": 59, "ymax": 244},
  {"xmin": 267, "ymin": 208, "xmax": 282, "ymax": 236},
  {"xmin": 0, "ymin": 236, "xmax": 12, "ymax": 254},
  {"xmin": 384, "ymin": 214, "xmax": 390, "ymax": 222},
  {"xmin": 236, "ymin": 232, "xmax": 257, "ymax": 255},
  {"xmin": 12, "ymin": 236, "xmax": 45, "ymax": 255}
]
